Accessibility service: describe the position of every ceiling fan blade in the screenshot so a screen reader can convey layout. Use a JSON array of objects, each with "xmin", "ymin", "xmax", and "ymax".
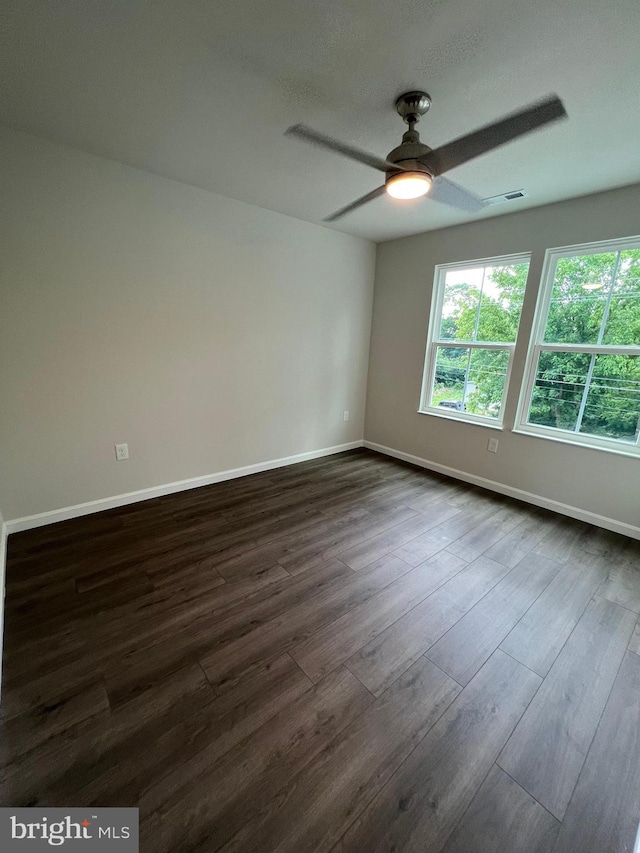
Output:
[
  {"xmin": 286, "ymin": 124, "xmax": 404, "ymax": 174},
  {"xmin": 429, "ymin": 177, "xmax": 486, "ymax": 212},
  {"xmin": 420, "ymin": 95, "xmax": 567, "ymax": 177},
  {"xmin": 324, "ymin": 185, "xmax": 386, "ymax": 222}
]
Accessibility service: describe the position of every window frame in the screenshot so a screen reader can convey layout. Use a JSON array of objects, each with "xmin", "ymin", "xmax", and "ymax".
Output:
[
  {"xmin": 514, "ymin": 235, "xmax": 640, "ymax": 457},
  {"xmin": 418, "ymin": 252, "xmax": 532, "ymax": 428}
]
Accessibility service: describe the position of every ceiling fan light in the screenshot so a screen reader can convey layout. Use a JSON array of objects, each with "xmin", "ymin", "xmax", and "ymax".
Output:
[{"xmin": 386, "ymin": 171, "xmax": 432, "ymax": 200}]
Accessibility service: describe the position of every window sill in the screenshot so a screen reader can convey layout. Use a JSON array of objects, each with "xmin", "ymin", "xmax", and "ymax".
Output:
[
  {"xmin": 417, "ymin": 408, "xmax": 504, "ymax": 430},
  {"xmin": 512, "ymin": 426, "xmax": 640, "ymax": 460}
]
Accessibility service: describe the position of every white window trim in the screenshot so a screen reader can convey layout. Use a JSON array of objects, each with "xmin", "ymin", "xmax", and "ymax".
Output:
[
  {"xmin": 418, "ymin": 252, "xmax": 531, "ymax": 428},
  {"xmin": 514, "ymin": 235, "xmax": 640, "ymax": 457}
]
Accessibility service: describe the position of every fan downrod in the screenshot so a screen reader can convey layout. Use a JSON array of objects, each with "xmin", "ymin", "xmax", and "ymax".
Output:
[{"xmin": 395, "ymin": 91, "xmax": 431, "ymax": 126}]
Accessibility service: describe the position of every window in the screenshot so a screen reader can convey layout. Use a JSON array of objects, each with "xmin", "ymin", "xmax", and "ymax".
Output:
[
  {"xmin": 419, "ymin": 254, "xmax": 530, "ymax": 426},
  {"xmin": 516, "ymin": 236, "xmax": 640, "ymax": 455}
]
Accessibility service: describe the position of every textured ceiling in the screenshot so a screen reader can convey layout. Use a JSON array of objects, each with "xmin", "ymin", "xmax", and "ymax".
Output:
[{"xmin": 2, "ymin": 0, "xmax": 640, "ymax": 242}]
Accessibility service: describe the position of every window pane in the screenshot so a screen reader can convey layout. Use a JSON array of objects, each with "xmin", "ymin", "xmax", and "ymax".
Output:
[
  {"xmin": 602, "ymin": 249, "xmax": 640, "ymax": 345},
  {"xmin": 527, "ymin": 351, "xmax": 591, "ymax": 431},
  {"xmin": 476, "ymin": 263, "xmax": 529, "ymax": 343},
  {"xmin": 430, "ymin": 345, "xmax": 507, "ymax": 419},
  {"xmin": 466, "ymin": 348, "xmax": 509, "ymax": 418},
  {"xmin": 543, "ymin": 252, "xmax": 617, "ymax": 344},
  {"xmin": 439, "ymin": 262, "xmax": 528, "ymax": 343},
  {"xmin": 579, "ymin": 354, "xmax": 640, "ymax": 442},
  {"xmin": 439, "ymin": 269, "xmax": 482, "ymax": 340},
  {"xmin": 431, "ymin": 346, "xmax": 467, "ymax": 410}
]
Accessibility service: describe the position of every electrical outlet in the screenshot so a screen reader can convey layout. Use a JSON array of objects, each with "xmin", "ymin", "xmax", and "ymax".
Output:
[
  {"xmin": 487, "ymin": 437, "xmax": 499, "ymax": 453},
  {"xmin": 115, "ymin": 443, "xmax": 129, "ymax": 461},
  {"xmin": 343, "ymin": 411, "xmax": 349, "ymax": 422}
]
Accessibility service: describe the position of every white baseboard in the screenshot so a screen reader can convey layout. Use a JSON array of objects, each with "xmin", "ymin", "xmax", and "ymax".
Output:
[
  {"xmin": 364, "ymin": 440, "xmax": 640, "ymax": 541},
  {"xmin": 5, "ymin": 441, "xmax": 364, "ymax": 535}
]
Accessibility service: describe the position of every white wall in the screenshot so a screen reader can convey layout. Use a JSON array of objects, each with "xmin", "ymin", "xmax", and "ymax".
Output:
[
  {"xmin": 366, "ymin": 183, "xmax": 640, "ymax": 532},
  {"xmin": 0, "ymin": 127, "xmax": 376, "ymax": 520}
]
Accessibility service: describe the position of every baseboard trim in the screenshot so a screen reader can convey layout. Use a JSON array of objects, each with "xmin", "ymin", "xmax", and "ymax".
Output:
[
  {"xmin": 5, "ymin": 441, "xmax": 364, "ymax": 535},
  {"xmin": 364, "ymin": 440, "xmax": 640, "ymax": 541}
]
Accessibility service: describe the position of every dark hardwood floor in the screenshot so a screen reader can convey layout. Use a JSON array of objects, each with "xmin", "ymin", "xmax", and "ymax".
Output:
[{"xmin": 1, "ymin": 448, "xmax": 639, "ymax": 852}]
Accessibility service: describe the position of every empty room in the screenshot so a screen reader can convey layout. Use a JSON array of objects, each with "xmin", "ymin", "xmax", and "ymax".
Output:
[{"xmin": 1, "ymin": 1, "xmax": 640, "ymax": 851}]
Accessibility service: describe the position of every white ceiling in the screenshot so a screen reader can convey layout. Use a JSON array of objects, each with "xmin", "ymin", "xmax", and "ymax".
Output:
[{"xmin": 2, "ymin": 0, "xmax": 640, "ymax": 242}]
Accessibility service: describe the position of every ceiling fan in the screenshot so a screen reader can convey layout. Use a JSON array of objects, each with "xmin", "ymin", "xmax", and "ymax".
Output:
[{"xmin": 285, "ymin": 91, "xmax": 567, "ymax": 221}]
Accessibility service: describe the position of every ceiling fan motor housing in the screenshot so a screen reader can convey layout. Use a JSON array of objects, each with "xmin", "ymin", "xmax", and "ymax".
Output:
[
  {"xmin": 388, "ymin": 92, "xmax": 434, "ymax": 180},
  {"xmin": 386, "ymin": 138, "xmax": 433, "ymax": 179}
]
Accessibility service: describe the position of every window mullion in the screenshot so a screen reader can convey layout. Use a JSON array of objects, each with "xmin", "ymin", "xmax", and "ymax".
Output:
[
  {"xmin": 432, "ymin": 340, "xmax": 512, "ymax": 350},
  {"xmin": 536, "ymin": 343, "xmax": 640, "ymax": 356}
]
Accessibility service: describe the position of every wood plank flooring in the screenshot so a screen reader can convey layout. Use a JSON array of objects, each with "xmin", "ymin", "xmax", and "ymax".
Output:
[{"xmin": 1, "ymin": 448, "xmax": 639, "ymax": 853}]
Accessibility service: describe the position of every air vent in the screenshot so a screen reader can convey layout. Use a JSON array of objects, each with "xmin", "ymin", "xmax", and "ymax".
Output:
[{"xmin": 482, "ymin": 189, "xmax": 529, "ymax": 206}]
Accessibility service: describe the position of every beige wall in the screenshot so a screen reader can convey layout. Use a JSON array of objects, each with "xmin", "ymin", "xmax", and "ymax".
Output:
[
  {"xmin": 0, "ymin": 128, "xmax": 375, "ymax": 520},
  {"xmin": 366, "ymin": 183, "xmax": 640, "ymax": 530}
]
